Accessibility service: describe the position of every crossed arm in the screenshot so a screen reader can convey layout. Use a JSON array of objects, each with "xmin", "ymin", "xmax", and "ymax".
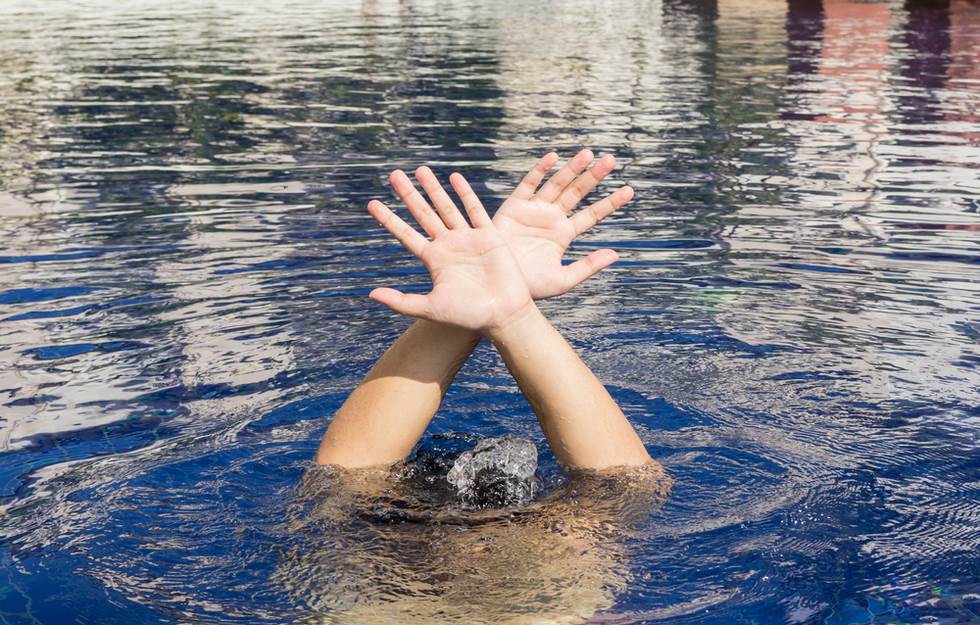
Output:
[{"xmin": 315, "ymin": 151, "xmax": 653, "ymax": 471}]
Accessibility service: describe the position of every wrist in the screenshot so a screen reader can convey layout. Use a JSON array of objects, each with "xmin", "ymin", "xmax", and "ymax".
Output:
[
  {"xmin": 483, "ymin": 300, "xmax": 545, "ymax": 343},
  {"xmin": 413, "ymin": 318, "xmax": 480, "ymax": 343}
]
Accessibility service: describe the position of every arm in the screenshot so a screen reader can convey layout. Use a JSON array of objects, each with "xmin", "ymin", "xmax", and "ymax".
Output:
[
  {"xmin": 314, "ymin": 320, "xmax": 478, "ymax": 467},
  {"xmin": 316, "ymin": 150, "xmax": 634, "ymax": 468},
  {"xmin": 489, "ymin": 306, "xmax": 652, "ymax": 469}
]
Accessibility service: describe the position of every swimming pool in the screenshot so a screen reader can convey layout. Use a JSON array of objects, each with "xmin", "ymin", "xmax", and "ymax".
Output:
[{"xmin": 1, "ymin": 0, "xmax": 978, "ymax": 623}]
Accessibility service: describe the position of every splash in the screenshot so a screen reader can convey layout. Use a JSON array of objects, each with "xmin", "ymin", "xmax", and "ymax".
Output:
[{"xmin": 446, "ymin": 436, "xmax": 538, "ymax": 509}]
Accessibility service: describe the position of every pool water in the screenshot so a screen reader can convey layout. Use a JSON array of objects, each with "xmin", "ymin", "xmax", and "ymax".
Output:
[{"xmin": 1, "ymin": 1, "xmax": 978, "ymax": 623}]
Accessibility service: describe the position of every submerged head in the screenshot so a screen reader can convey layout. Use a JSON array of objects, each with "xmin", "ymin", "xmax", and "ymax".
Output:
[{"xmin": 286, "ymin": 438, "xmax": 670, "ymax": 625}]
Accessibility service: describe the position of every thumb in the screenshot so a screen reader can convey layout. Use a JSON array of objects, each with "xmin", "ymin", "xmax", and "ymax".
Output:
[
  {"xmin": 369, "ymin": 287, "xmax": 434, "ymax": 319},
  {"xmin": 561, "ymin": 249, "xmax": 619, "ymax": 292}
]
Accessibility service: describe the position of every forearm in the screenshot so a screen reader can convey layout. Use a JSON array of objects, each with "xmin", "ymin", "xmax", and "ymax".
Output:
[
  {"xmin": 315, "ymin": 319, "xmax": 480, "ymax": 467},
  {"xmin": 490, "ymin": 305, "xmax": 652, "ymax": 470}
]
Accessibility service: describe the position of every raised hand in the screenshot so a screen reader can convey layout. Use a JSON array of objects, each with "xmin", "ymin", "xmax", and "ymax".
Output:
[
  {"xmin": 368, "ymin": 172, "xmax": 533, "ymax": 333},
  {"xmin": 492, "ymin": 149, "xmax": 634, "ymax": 299},
  {"xmin": 320, "ymin": 152, "xmax": 649, "ymax": 471}
]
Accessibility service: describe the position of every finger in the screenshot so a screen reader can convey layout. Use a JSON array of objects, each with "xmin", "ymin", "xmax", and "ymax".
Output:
[
  {"xmin": 367, "ymin": 200, "xmax": 427, "ymax": 258},
  {"xmin": 561, "ymin": 249, "xmax": 619, "ymax": 292},
  {"xmin": 369, "ymin": 288, "xmax": 434, "ymax": 319},
  {"xmin": 535, "ymin": 148, "xmax": 594, "ymax": 203},
  {"xmin": 511, "ymin": 152, "xmax": 559, "ymax": 200},
  {"xmin": 557, "ymin": 153, "xmax": 617, "ymax": 213},
  {"xmin": 415, "ymin": 166, "xmax": 468, "ymax": 229},
  {"xmin": 449, "ymin": 172, "xmax": 492, "ymax": 227},
  {"xmin": 388, "ymin": 169, "xmax": 447, "ymax": 238},
  {"xmin": 570, "ymin": 185, "xmax": 634, "ymax": 236}
]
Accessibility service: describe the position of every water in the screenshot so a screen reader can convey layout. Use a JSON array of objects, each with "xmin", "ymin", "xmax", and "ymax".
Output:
[
  {"xmin": 445, "ymin": 435, "xmax": 539, "ymax": 509},
  {"xmin": 1, "ymin": 0, "xmax": 978, "ymax": 623}
]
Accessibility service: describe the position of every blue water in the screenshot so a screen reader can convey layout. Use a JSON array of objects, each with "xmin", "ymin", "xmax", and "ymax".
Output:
[{"xmin": 1, "ymin": 1, "xmax": 979, "ymax": 623}]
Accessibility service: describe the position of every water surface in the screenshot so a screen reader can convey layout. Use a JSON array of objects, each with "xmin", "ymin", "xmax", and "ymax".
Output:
[{"xmin": 1, "ymin": 1, "xmax": 979, "ymax": 624}]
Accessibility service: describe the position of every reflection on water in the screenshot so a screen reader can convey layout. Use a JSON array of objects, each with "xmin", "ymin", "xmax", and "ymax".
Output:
[{"xmin": 0, "ymin": 1, "xmax": 978, "ymax": 624}]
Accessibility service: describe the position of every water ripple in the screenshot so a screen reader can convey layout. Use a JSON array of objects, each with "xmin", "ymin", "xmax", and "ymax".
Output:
[{"xmin": 1, "ymin": 0, "xmax": 979, "ymax": 624}]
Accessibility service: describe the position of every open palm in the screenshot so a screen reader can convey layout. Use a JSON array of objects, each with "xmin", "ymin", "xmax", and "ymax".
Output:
[
  {"xmin": 493, "ymin": 150, "xmax": 633, "ymax": 299},
  {"xmin": 368, "ymin": 173, "xmax": 532, "ymax": 333},
  {"xmin": 368, "ymin": 150, "xmax": 633, "ymax": 328}
]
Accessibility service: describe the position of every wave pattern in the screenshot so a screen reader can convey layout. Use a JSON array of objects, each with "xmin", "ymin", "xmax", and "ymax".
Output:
[{"xmin": 1, "ymin": 1, "xmax": 978, "ymax": 624}]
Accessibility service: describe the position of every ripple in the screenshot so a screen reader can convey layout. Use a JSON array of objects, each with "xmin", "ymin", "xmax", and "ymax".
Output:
[{"xmin": 1, "ymin": 0, "xmax": 979, "ymax": 623}]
